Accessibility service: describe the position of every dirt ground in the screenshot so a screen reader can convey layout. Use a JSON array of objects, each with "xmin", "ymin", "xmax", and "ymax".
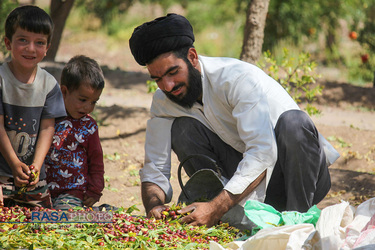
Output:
[{"xmin": 37, "ymin": 36, "xmax": 375, "ymax": 217}]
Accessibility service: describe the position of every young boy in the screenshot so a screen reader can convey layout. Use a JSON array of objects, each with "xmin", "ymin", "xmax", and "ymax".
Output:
[
  {"xmin": 0, "ymin": 5, "xmax": 66, "ymax": 207},
  {"xmin": 45, "ymin": 55, "xmax": 105, "ymax": 210}
]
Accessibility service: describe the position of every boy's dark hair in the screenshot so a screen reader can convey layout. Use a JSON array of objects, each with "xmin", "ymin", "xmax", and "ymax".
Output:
[
  {"xmin": 5, "ymin": 5, "xmax": 54, "ymax": 43},
  {"xmin": 61, "ymin": 55, "xmax": 105, "ymax": 92}
]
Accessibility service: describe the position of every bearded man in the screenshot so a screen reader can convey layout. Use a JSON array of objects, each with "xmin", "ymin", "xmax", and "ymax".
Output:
[{"xmin": 129, "ymin": 13, "xmax": 340, "ymax": 228}]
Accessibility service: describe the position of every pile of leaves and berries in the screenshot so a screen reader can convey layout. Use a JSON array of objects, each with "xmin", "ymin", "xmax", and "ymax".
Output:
[{"xmin": 0, "ymin": 204, "xmax": 244, "ymax": 249}]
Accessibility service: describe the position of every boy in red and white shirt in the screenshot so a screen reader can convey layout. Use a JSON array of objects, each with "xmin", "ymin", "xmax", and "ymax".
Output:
[{"xmin": 45, "ymin": 55, "xmax": 105, "ymax": 210}]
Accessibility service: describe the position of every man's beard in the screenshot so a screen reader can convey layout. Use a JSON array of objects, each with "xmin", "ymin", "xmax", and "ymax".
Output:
[{"xmin": 164, "ymin": 61, "xmax": 202, "ymax": 108}]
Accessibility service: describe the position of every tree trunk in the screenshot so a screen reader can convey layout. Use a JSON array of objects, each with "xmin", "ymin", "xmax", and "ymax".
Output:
[
  {"xmin": 240, "ymin": 0, "xmax": 270, "ymax": 64},
  {"xmin": 45, "ymin": 0, "xmax": 75, "ymax": 62}
]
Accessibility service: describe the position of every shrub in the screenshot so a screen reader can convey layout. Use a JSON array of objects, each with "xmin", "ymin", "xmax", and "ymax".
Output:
[{"xmin": 257, "ymin": 48, "xmax": 323, "ymax": 116}]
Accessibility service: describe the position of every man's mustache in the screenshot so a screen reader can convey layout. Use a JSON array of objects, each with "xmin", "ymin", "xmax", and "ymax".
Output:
[{"xmin": 165, "ymin": 83, "xmax": 184, "ymax": 95}]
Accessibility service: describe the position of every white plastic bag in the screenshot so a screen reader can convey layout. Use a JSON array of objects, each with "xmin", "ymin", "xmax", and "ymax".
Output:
[
  {"xmin": 301, "ymin": 200, "xmax": 354, "ymax": 249},
  {"xmin": 211, "ymin": 224, "xmax": 315, "ymax": 250},
  {"xmin": 303, "ymin": 198, "xmax": 375, "ymax": 249},
  {"xmin": 342, "ymin": 198, "xmax": 375, "ymax": 249}
]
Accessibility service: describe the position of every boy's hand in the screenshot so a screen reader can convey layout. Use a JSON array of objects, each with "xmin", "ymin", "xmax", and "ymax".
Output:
[
  {"xmin": 83, "ymin": 194, "xmax": 97, "ymax": 207},
  {"xmin": 28, "ymin": 165, "xmax": 40, "ymax": 187},
  {"xmin": 11, "ymin": 162, "xmax": 31, "ymax": 187},
  {"xmin": 15, "ymin": 164, "xmax": 40, "ymax": 192}
]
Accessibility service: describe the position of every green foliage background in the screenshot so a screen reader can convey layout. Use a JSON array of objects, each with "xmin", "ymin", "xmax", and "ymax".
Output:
[
  {"xmin": 0, "ymin": 0, "xmax": 374, "ymax": 85},
  {"xmin": 0, "ymin": 0, "xmax": 18, "ymax": 58}
]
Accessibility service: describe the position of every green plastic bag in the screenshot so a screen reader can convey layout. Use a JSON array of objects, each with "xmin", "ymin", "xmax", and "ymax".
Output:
[{"xmin": 243, "ymin": 200, "xmax": 321, "ymax": 236}]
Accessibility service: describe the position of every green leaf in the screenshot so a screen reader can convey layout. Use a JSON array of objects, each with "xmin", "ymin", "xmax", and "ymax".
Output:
[
  {"xmin": 86, "ymin": 235, "xmax": 93, "ymax": 243},
  {"xmin": 104, "ymin": 234, "xmax": 110, "ymax": 243},
  {"xmin": 184, "ymin": 242, "xmax": 199, "ymax": 249},
  {"xmin": 126, "ymin": 205, "xmax": 140, "ymax": 214}
]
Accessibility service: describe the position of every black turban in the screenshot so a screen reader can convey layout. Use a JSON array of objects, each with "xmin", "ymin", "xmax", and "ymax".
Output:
[{"xmin": 129, "ymin": 13, "xmax": 195, "ymax": 66}]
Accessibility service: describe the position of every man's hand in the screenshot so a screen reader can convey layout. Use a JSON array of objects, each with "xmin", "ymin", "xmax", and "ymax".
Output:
[
  {"xmin": 178, "ymin": 201, "xmax": 222, "ymax": 227},
  {"xmin": 141, "ymin": 182, "xmax": 167, "ymax": 217},
  {"xmin": 177, "ymin": 171, "xmax": 267, "ymax": 228},
  {"xmin": 147, "ymin": 205, "xmax": 170, "ymax": 219}
]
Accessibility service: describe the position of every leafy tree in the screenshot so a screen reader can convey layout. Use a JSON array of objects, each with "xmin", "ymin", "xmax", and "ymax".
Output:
[
  {"xmin": 75, "ymin": 0, "xmax": 134, "ymax": 25},
  {"xmin": 182, "ymin": 0, "xmax": 245, "ymax": 33},
  {"xmin": 240, "ymin": 0, "xmax": 270, "ymax": 63},
  {"xmin": 46, "ymin": 0, "xmax": 136, "ymax": 61},
  {"xmin": 338, "ymin": 0, "xmax": 374, "ymax": 85},
  {"xmin": 263, "ymin": 0, "xmax": 371, "ymax": 64},
  {"xmin": 264, "ymin": 0, "xmax": 322, "ymax": 51},
  {"xmin": 355, "ymin": 2, "xmax": 375, "ymax": 86},
  {"xmin": 0, "ymin": 0, "xmax": 18, "ymax": 59},
  {"xmin": 45, "ymin": 0, "xmax": 75, "ymax": 61}
]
